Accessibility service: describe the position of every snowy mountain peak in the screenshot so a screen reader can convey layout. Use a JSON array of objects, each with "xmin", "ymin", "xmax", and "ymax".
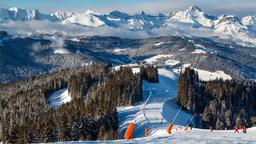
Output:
[
  {"xmin": 62, "ymin": 10, "xmax": 106, "ymax": 27},
  {"xmin": 9, "ymin": 7, "xmax": 19, "ymax": 13},
  {"xmin": 242, "ymin": 15, "xmax": 256, "ymax": 26},
  {"xmin": 0, "ymin": 7, "xmax": 42, "ymax": 21},
  {"xmin": 108, "ymin": 10, "xmax": 129, "ymax": 18},
  {"xmin": 52, "ymin": 11, "xmax": 72, "ymax": 20},
  {"xmin": 216, "ymin": 15, "xmax": 242, "ymax": 26},
  {"xmin": 171, "ymin": 5, "xmax": 215, "ymax": 27},
  {"xmin": 1, "ymin": 5, "xmax": 256, "ymax": 46},
  {"xmin": 84, "ymin": 10, "xmax": 100, "ymax": 15},
  {"xmin": 187, "ymin": 5, "xmax": 202, "ymax": 13},
  {"xmin": 138, "ymin": 10, "xmax": 146, "ymax": 15}
]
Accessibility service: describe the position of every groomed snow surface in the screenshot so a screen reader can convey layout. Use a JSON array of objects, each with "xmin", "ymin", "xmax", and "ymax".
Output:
[
  {"xmin": 47, "ymin": 88, "xmax": 71, "ymax": 108},
  {"xmin": 118, "ymin": 68, "xmax": 189, "ymax": 138}
]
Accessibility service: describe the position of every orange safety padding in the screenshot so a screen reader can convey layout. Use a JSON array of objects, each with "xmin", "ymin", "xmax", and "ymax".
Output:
[
  {"xmin": 145, "ymin": 128, "xmax": 149, "ymax": 137},
  {"xmin": 167, "ymin": 123, "xmax": 174, "ymax": 134},
  {"xmin": 124, "ymin": 123, "xmax": 135, "ymax": 140},
  {"xmin": 184, "ymin": 126, "xmax": 189, "ymax": 132}
]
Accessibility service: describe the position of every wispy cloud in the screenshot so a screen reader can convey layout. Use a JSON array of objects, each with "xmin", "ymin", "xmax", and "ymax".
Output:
[
  {"xmin": 0, "ymin": 20, "xmax": 150, "ymax": 38},
  {"xmin": 0, "ymin": 19, "xmax": 218, "ymax": 40}
]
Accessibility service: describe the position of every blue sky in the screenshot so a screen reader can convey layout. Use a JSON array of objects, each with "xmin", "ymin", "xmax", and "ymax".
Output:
[{"xmin": 1, "ymin": 0, "xmax": 256, "ymax": 16}]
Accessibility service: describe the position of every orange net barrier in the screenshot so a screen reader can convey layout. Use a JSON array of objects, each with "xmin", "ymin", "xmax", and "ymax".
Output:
[
  {"xmin": 167, "ymin": 123, "xmax": 174, "ymax": 134},
  {"xmin": 145, "ymin": 128, "xmax": 149, "ymax": 137},
  {"xmin": 124, "ymin": 123, "xmax": 135, "ymax": 140}
]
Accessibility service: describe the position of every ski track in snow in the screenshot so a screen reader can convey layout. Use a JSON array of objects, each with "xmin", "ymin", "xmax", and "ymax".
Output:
[
  {"xmin": 115, "ymin": 68, "xmax": 256, "ymax": 143},
  {"xmin": 117, "ymin": 68, "xmax": 194, "ymax": 138},
  {"xmin": 47, "ymin": 88, "xmax": 71, "ymax": 108}
]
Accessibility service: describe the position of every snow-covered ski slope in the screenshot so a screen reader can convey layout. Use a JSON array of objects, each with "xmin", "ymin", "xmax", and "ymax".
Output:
[
  {"xmin": 118, "ymin": 68, "xmax": 255, "ymax": 143},
  {"xmin": 47, "ymin": 88, "xmax": 71, "ymax": 108},
  {"xmin": 62, "ymin": 67, "xmax": 256, "ymax": 143},
  {"xmin": 118, "ymin": 68, "xmax": 193, "ymax": 139},
  {"xmin": 62, "ymin": 128, "xmax": 256, "ymax": 144},
  {"xmin": 117, "ymin": 67, "xmax": 256, "ymax": 143}
]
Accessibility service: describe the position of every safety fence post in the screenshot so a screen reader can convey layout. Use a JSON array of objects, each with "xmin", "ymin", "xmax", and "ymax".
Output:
[
  {"xmin": 167, "ymin": 123, "xmax": 174, "ymax": 134},
  {"xmin": 145, "ymin": 128, "xmax": 149, "ymax": 137},
  {"xmin": 124, "ymin": 123, "xmax": 135, "ymax": 140}
]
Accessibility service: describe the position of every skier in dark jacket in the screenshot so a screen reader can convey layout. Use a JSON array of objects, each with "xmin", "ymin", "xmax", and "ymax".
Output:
[
  {"xmin": 243, "ymin": 126, "xmax": 247, "ymax": 133},
  {"xmin": 210, "ymin": 126, "xmax": 213, "ymax": 132}
]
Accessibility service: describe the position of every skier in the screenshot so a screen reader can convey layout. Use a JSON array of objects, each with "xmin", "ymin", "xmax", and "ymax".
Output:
[
  {"xmin": 239, "ymin": 125, "xmax": 243, "ymax": 130},
  {"xmin": 234, "ymin": 127, "xmax": 239, "ymax": 133},
  {"xmin": 243, "ymin": 126, "xmax": 247, "ymax": 133},
  {"xmin": 210, "ymin": 126, "xmax": 213, "ymax": 132}
]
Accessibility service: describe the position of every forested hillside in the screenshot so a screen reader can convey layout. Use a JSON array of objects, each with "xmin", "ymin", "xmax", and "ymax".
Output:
[
  {"xmin": 177, "ymin": 68, "xmax": 256, "ymax": 129},
  {"xmin": 0, "ymin": 64, "xmax": 158, "ymax": 143}
]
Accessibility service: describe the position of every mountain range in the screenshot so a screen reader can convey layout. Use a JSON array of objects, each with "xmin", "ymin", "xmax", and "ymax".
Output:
[{"xmin": 0, "ymin": 5, "xmax": 256, "ymax": 46}]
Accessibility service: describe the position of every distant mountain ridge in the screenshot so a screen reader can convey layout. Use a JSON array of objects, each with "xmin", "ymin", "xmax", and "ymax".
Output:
[
  {"xmin": 0, "ymin": 5, "xmax": 256, "ymax": 46},
  {"xmin": 0, "ymin": 5, "xmax": 255, "ymax": 28}
]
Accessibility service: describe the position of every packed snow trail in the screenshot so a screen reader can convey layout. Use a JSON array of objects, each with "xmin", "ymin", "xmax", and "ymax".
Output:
[
  {"xmin": 118, "ymin": 68, "xmax": 193, "ymax": 138},
  {"xmin": 62, "ymin": 127, "xmax": 256, "ymax": 143},
  {"xmin": 55, "ymin": 68, "xmax": 256, "ymax": 143}
]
